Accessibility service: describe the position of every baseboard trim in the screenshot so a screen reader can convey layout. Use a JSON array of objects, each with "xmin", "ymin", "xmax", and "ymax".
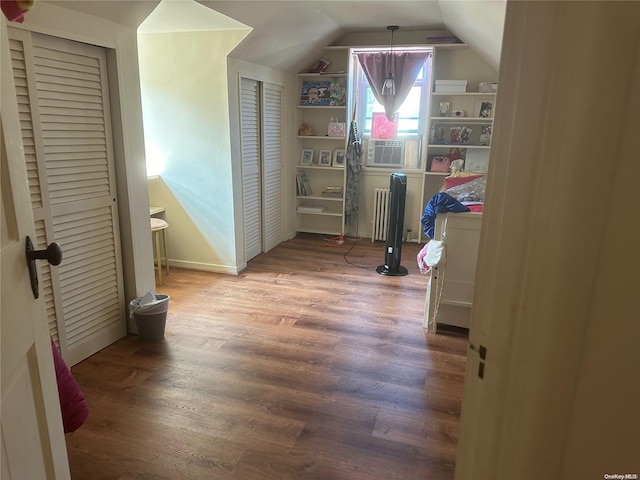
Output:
[{"xmin": 168, "ymin": 260, "xmax": 240, "ymax": 275}]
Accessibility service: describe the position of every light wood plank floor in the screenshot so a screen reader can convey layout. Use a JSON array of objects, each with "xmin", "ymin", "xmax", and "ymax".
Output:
[{"xmin": 66, "ymin": 234, "xmax": 468, "ymax": 480}]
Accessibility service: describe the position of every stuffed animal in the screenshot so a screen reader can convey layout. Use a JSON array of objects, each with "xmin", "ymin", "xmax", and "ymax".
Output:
[{"xmin": 298, "ymin": 122, "xmax": 315, "ymax": 136}]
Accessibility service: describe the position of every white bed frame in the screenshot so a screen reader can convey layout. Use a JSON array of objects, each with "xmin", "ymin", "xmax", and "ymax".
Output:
[{"xmin": 423, "ymin": 212, "xmax": 483, "ymax": 331}]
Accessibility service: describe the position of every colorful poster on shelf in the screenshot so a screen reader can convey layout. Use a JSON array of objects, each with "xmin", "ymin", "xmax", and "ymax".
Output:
[
  {"xmin": 300, "ymin": 80, "xmax": 332, "ymax": 106},
  {"xmin": 329, "ymin": 77, "xmax": 347, "ymax": 106},
  {"xmin": 371, "ymin": 112, "xmax": 398, "ymax": 139}
]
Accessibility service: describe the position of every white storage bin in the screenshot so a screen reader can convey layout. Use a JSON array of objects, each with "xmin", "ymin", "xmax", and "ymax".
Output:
[{"xmin": 435, "ymin": 80, "xmax": 467, "ymax": 93}]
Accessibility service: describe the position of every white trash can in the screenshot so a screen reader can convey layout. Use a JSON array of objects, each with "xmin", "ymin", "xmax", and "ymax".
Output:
[{"xmin": 129, "ymin": 293, "xmax": 169, "ymax": 341}]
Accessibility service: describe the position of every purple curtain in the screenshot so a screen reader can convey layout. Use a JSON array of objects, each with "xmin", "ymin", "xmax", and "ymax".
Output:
[{"xmin": 356, "ymin": 51, "xmax": 431, "ymax": 121}]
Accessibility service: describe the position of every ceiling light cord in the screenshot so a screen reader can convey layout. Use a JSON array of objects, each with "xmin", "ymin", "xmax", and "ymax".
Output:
[{"xmin": 382, "ymin": 25, "xmax": 399, "ymax": 96}]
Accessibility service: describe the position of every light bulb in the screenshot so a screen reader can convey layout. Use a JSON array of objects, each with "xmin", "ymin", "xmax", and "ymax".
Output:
[{"xmin": 382, "ymin": 74, "xmax": 395, "ymax": 95}]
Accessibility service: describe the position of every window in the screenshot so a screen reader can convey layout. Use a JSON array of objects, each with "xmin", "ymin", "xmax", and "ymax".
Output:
[
  {"xmin": 352, "ymin": 50, "xmax": 432, "ymax": 169},
  {"xmin": 354, "ymin": 51, "xmax": 432, "ymax": 138}
]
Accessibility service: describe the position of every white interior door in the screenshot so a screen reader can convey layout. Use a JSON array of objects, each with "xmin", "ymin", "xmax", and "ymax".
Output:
[
  {"xmin": 455, "ymin": 3, "xmax": 640, "ymax": 478},
  {"xmin": 240, "ymin": 77, "xmax": 283, "ymax": 261},
  {"xmin": 8, "ymin": 27, "xmax": 126, "ymax": 366},
  {"xmin": 1, "ymin": 22, "xmax": 70, "ymax": 479},
  {"xmin": 261, "ymin": 83, "xmax": 283, "ymax": 253},
  {"xmin": 240, "ymin": 77, "xmax": 262, "ymax": 261}
]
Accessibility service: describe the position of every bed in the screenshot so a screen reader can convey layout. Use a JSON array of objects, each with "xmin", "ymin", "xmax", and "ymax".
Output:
[
  {"xmin": 420, "ymin": 174, "xmax": 486, "ymax": 332},
  {"xmin": 423, "ymin": 211, "xmax": 482, "ymax": 331}
]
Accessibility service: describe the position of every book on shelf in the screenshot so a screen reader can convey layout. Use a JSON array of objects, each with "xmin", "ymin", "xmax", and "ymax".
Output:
[
  {"xmin": 296, "ymin": 171, "xmax": 313, "ymax": 196},
  {"xmin": 321, "ymin": 186, "xmax": 343, "ymax": 198}
]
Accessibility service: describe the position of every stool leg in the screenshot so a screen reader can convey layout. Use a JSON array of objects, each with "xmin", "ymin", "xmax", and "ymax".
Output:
[
  {"xmin": 155, "ymin": 230, "xmax": 162, "ymax": 286},
  {"xmin": 162, "ymin": 228, "xmax": 169, "ymax": 275}
]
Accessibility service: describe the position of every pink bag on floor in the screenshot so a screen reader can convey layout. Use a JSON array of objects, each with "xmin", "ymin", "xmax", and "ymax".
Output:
[{"xmin": 51, "ymin": 337, "xmax": 89, "ymax": 433}]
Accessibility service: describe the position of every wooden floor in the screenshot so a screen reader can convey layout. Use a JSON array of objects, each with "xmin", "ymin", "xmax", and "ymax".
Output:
[{"xmin": 66, "ymin": 234, "xmax": 468, "ymax": 480}]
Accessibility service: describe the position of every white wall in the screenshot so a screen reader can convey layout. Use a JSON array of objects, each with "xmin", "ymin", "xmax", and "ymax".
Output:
[
  {"xmin": 139, "ymin": 30, "xmax": 248, "ymax": 274},
  {"xmin": 13, "ymin": 2, "xmax": 156, "ymax": 319}
]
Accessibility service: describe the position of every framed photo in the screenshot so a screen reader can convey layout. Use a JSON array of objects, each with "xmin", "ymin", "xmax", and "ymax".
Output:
[
  {"xmin": 332, "ymin": 149, "xmax": 345, "ymax": 167},
  {"xmin": 474, "ymin": 100, "xmax": 494, "ymax": 118},
  {"xmin": 318, "ymin": 149, "xmax": 332, "ymax": 166},
  {"xmin": 439, "ymin": 101, "xmax": 450, "ymax": 117},
  {"xmin": 300, "ymin": 148, "xmax": 314, "ymax": 165},
  {"xmin": 480, "ymin": 125, "xmax": 492, "ymax": 145},
  {"xmin": 450, "ymin": 126, "xmax": 473, "ymax": 144}
]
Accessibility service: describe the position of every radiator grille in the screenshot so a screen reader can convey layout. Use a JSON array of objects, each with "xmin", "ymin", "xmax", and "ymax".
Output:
[{"xmin": 372, "ymin": 188, "xmax": 390, "ymax": 242}]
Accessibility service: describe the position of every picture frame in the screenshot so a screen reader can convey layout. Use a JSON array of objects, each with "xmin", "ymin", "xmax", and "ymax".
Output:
[
  {"xmin": 300, "ymin": 148, "xmax": 314, "ymax": 165},
  {"xmin": 449, "ymin": 126, "xmax": 473, "ymax": 144},
  {"xmin": 474, "ymin": 100, "xmax": 494, "ymax": 118},
  {"xmin": 439, "ymin": 101, "xmax": 450, "ymax": 117},
  {"xmin": 480, "ymin": 125, "xmax": 492, "ymax": 145},
  {"xmin": 318, "ymin": 149, "xmax": 332, "ymax": 166},
  {"xmin": 332, "ymin": 149, "xmax": 345, "ymax": 167}
]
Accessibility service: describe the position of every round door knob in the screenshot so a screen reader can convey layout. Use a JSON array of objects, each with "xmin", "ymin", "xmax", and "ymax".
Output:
[
  {"xmin": 25, "ymin": 236, "xmax": 63, "ymax": 299},
  {"xmin": 26, "ymin": 238, "xmax": 63, "ymax": 265}
]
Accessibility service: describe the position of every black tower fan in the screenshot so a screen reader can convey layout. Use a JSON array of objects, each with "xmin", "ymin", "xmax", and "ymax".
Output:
[{"xmin": 377, "ymin": 172, "xmax": 408, "ymax": 276}]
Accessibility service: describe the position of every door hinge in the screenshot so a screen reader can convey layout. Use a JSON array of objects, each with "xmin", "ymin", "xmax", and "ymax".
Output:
[{"xmin": 469, "ymin": 343, "xmax": 487, "ymax": 379}]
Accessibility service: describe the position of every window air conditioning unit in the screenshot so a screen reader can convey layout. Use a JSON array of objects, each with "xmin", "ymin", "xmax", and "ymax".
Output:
[{"xmin": 366, "ymin": 140, "xmax": 405, "ymax": 167}]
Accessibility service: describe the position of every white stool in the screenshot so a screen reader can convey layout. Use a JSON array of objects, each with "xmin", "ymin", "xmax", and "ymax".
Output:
[{"xmin": 151, "ymin": 218, "xmax": 169, "ymax": 286}]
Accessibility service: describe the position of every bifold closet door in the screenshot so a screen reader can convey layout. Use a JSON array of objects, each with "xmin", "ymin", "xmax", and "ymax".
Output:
[
  {"xmin": 240, "ymin": 77, "xmax": 262, "ymax": 261},
  {"xmin": 261, "ymin": 82, "xmax": 283, "ymax": 253},
  {"xmin": 240, "ymin": 77, "xmax": 283, "ymax": 261},
  {"xmin": 9, "ymin": 28, "xmax": 126, "ymax": 366}
]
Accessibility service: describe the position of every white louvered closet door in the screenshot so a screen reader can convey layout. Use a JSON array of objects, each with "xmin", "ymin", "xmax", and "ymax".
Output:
[
  {"xmin": 240, "ymin": 77, "xmax": 283, "ymax": 262},
  {"xmin": 261, "ymin": 83, "xmax": 283, "ymax": 253},
  {"xmin": 9, "ymin": 29, "xmax": 126, "ymax": 366},
  {"xmin": 240, "ymin": 78, "xmax": 262, "ymax": 261}
]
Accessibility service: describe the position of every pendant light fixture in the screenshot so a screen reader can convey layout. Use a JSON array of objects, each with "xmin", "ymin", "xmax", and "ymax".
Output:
[{"xmin": 382, "ymin": 25, "xmax": 399, "ymax": 96}]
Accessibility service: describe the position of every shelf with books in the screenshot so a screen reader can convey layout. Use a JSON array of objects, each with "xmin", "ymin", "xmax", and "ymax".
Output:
[{"xmin": 295, "ymin": 47, "xmax": 350, "ymax": 236}]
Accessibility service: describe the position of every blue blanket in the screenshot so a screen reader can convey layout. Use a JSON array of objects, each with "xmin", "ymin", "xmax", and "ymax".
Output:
[{"xmin": 420, "ymin": 192, "xmax": 469, "ymax": 239}]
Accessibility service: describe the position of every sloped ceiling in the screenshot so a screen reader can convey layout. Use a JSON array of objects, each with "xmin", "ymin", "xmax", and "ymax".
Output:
[
  {"xmin": 198, "ymin": 0, "xmax": 505, "ymax": 72},
  {"xmin": 44, "ymin": 0, "xmax": 505, "ymax": 71},
  {"xmin": 439, "ymin": 0, "xmax": 505, "ymax": 70}
]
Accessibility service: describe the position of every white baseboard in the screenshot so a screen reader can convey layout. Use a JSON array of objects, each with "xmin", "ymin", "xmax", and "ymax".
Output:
[{"xmin": 168, "ymin": 259, "xmax": 240, "ymax": 275}]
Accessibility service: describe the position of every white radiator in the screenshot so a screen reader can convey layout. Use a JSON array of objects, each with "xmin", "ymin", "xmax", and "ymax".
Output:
[{"xmin": 372, "ymin": 188, "xmax": 390, "ymax": 242}]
